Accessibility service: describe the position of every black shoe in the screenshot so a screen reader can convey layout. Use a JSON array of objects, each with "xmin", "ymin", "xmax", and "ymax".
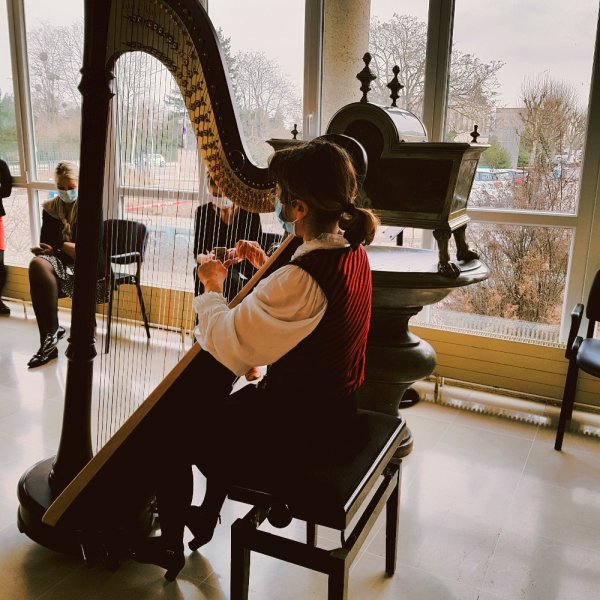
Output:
[
  {"xmin": 57, "ymin": 326, "xmax": 66, "ymax": 340},
  {"xmin": 40, "ymin": 330, "xmax": 60, "ymax": 355},
  {"xmin": 27, "ymin": 346, "xmax": 59, "ymax": 368},
  {"xmin": 0, "ymin": 300, "xmax": 10, "ymax": 315},
  {"xmin": 131, "ymin": 537, "xmax": 185, "ymax": 582},
  {"xmin": 187, "ymin": 506, "xmax": 221, "ymax": 551}
]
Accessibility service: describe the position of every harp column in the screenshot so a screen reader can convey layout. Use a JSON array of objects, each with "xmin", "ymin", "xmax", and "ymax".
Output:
[{"xmin": 17, "ymin": 0, "xmax": 114, "ymax": 552}]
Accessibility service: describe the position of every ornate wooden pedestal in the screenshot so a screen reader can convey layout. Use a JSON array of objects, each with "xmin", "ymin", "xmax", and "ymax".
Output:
[{"xmin": 357, "ymin": 246, "xmax": 489, "ymax": 417}]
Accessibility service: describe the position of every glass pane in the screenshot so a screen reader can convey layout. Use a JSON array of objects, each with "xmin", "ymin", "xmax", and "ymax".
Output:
[
  {"xmin": 24, "ymin": 0, "xmax": 84, "ymax": 179},
  {"xmin": 449, "ymin": 0, "xmax": 598, "ymax": 213},
  {"xmin": 114, "ymin": 53, "xmax": 200, "ymax": 194},
  {"xmin": 0, "ymin": 3, "xmax": 20, "ymax": 175},
  {"xmin": 416, "ymin": 222, "xmax": 572, "ymax": 344},
  {"xmin": 122, "ymin": 192, "xmax": 195, "ymax": 291},
  {"xmin": 368, "ymin": 0, "xmax": 429, "ymax": 118},
  {"xmin": 3, "ymin": 189, "xmax": 31, "ymax": 266},
  {"xmin": 209, "ymin": 0, "xmax": 304, "ymax": 166}
]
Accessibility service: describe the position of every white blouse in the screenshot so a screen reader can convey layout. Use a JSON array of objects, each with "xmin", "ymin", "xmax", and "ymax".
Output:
[{"xmin": 193, "ymin": 233, "xmax": 349, "ymax": 375}]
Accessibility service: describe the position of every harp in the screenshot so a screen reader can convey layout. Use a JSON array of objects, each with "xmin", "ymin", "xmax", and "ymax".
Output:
[{"xmin": 17, "ymin": 0, "xmax": 292, "ymax": 550}]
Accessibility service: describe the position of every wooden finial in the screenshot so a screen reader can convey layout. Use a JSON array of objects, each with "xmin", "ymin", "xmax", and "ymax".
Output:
[
  {"xmin": 291, "ymin": 124, "xmax": 299, "ymax": 140},
  {"xmin": 386, "ymin": 65, "xmax": 404, "ymax": 107},
  {"xmin": 470, "ymin": 125, "xmax": 480, "ymax": 143},
  {"xmin": 356, "ymin": 53, "xmax": 377, "ymax": 103}
]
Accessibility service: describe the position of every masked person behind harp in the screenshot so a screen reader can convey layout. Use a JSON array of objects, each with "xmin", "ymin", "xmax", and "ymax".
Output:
[
  {"xmin": 193, "ymin": 175, "xmax": 278, "ymax": 302},
  {"xmin": 131, "ymin": 139, "xmax": 379, "ymax": 582}
]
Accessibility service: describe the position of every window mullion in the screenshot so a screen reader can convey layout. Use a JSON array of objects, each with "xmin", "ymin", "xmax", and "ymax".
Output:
[
  {"xmin": 7, "ymin": 0, "xmax": 39, "ymax": 241},
  {"xmin": 422, "ymin": 0, "xmax": 455, "ymax": 142}
]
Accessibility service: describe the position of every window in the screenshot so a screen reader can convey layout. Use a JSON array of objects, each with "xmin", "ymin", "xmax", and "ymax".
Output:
[
  {"xmin": 0, "ymin": 2, "xmax": 19, "ymax": 176},
  {"xmin": 209, "ymin": 0, "xmax": 305, "ymax": 166},
  {"xmin": 24, "ymin": 0, "xmax": 84, "ymax": 180},
  {"xmin": 434, "ymin": 0, "xmax": 598, "ymax": 344},
  {"xmin": 364, "ymin": 1, "xmax": 599, "ymax": 346}
]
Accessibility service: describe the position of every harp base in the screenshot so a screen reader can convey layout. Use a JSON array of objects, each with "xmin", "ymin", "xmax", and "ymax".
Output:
[{"xmin": 17, "ymin": 457, "xmax": 154, "ymax": 560}]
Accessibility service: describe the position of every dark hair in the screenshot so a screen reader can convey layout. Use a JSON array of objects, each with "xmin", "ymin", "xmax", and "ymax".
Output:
[{"xmin": 269, "ymin": 139, "xmax": 379, "ymax": 247}]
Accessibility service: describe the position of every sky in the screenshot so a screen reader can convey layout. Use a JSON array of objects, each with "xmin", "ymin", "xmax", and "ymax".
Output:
[{"xmin": 1, "ymin": 0, "xmax": 598, "ymax": 109}]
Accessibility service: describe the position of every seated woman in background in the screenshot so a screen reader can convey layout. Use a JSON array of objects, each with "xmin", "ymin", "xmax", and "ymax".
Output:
[
  {"xmin": 27, "ymin": 161, "xmax": 107, "ymax": 368},
  {"xmin": 193, "ymin": 175, "xmax": 278, "ymax": 302}
]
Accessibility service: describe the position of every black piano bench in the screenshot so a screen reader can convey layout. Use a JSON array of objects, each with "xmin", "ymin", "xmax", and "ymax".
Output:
[{"xmin": 228, "ymin": 410, "xmax": 412, "ymax": 600}]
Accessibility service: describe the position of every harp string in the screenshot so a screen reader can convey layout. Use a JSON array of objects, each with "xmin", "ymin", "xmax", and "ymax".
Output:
[{"xmin": 92, "ymin": 0, "xmax": 282, "ymax": 451}]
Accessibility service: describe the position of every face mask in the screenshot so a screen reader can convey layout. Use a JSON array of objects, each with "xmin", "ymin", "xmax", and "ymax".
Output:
[
  {"xmin": 210, "ymin": 195, "xmax": 233, "ymax": 209},
  {"xmin": 274, "ymin": 197, "xmax": 297, "ymax": 235},
  {"xmin": 58, "ymin": 189, "xmax": 78, "ymax": 204}
]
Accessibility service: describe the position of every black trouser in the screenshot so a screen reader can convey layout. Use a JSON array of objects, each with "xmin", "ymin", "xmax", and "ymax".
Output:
[{"xmin": 151, "ymin": 350, "xmax": 362, "ymax": 548}]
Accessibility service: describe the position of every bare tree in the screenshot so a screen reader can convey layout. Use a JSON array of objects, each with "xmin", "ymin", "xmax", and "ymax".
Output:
[
  {"xmin": 232, "ymin": 50, "xmax": 301, "ymax": 164},
  {"xmin": 27, "ymin": 20, "xmax": 83, "ymax": 116},
  {"xmin": 368, "ymin": 13, "xmax": 502, "ymax": 137},
  {"xmin": 368, "ymin": 14, "xmax": 427, "ymax": 113},
  {"xmin": 519, "ymin": 75, "xmax": 586, "ymax": 169},
  {"xmin": 447, "ymin": 51, "xmax": 503, "ymax": 139}
]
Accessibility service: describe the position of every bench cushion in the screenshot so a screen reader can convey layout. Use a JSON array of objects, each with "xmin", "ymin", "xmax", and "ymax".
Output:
[{"xmin": 229, "ymin": 411, "xmax": 406, "ymax": 530}]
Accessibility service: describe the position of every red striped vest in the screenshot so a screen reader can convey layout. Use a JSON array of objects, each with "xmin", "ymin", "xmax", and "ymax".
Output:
[{"xmin": 265, "ymin": 245, "xmax": 372, "ymax": 401}]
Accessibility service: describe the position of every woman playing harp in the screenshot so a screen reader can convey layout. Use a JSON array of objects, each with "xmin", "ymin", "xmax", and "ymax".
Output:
[{"xmin": 131, "ymin": 139, "xmax": 379, "ymax": 581}]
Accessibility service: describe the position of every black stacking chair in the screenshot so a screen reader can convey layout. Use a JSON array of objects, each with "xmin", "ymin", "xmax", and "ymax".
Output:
[
  {"xmin": 555, "ymin": 270, "xmax": 600, "ymax": 450},
  {"xmin": 103, "ymin": 219, "xmax": 150, "ymax": 354}
]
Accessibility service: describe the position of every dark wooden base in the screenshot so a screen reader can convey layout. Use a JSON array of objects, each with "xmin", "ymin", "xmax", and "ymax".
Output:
[
  {"xmin": 17, "ymin": 458, "xmax": 82, "ymax": 554},
  {"xmin": 17, "ymin": 457, "xmax": 154, "ymax": 562}
]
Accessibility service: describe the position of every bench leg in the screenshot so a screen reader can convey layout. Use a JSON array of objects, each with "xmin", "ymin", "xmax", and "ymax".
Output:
[
  {"xmin": 231, "ymin": 520, "xmax": 251, "ymax": 600},
  {"xmin": 307, "ymin": 522, "xmax": 317, "ymax": 547},
  {"xmin": 385, "ymin": 465, "xmax": 401, "ymax": 576},
  {"xmin": 328, "ymin": 560, "xmax": 349, "ymax": 600}
]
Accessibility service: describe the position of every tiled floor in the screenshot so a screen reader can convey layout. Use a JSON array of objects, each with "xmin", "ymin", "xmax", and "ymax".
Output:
[{"xmin": 1, "ymin": 300, "xmax": 600, "ymax": 600}]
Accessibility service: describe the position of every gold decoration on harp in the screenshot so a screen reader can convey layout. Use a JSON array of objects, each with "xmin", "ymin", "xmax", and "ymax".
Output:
[{"xmin": 109, "ymin": 0, "xmax": 276, "ymax": 213}]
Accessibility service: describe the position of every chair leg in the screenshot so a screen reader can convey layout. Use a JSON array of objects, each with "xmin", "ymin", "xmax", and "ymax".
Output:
[
  {"xmin": 135, "ymin": 282, "xmax": 151, "ymax": 339},
  {"xmin": 104, "ymin": 287, "xmax": 114, "ymax": 354},
  {"xmin": 231, "ymin": 520, "xmax": 251, "ymax": 600},
  {"xmin": 555, "ymin": 358, "xmax": 579, "ymax": 451},
  {"xmin": 385, "ymin": 466, "xmax": 400, "ymax": 576},
  {"xmin": 307, "ymin": 522, "xmax": 317, "ymax": 547}
]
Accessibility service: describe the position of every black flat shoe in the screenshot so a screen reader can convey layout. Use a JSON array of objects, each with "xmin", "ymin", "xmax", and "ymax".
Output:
[
  {"xmin": 57, "ymin": 326, "xmax": 66, "ymax": 340},
  {"xmin": 40, "ymin": 331, "xmax": 60, "ymax": 355},
  {"xmin": 131, "ymin": 537, "xmax": 185, "ymax": 582},
  {"xmin": 27, "ymin": 346, "xmax": 58, "ymax": 368},
  {"xmin": 187, "ymin": 506, "xmax": 221, "ymax": 551}
]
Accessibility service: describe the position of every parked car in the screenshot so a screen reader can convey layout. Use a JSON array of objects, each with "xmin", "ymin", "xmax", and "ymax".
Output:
[
  {"xmin": 471, "ymin": 167, "xmax": 527, "ymax": 205},
  {"xmin": 135, "ymin": 153, "xmax": 167, "ymax": 167}
]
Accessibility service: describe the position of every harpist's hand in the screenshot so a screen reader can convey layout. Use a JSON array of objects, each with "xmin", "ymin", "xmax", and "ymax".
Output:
[
  {"xmin": 197, "ymin": 258, "xmax": 235, "ymax": 294},
  {"xmin": 245, "ymin": 367, "xmax": 262, "ymax": 381},
  {"xmin": 232, "ymin": 240, "xmax": 267, "ymax": 269}
]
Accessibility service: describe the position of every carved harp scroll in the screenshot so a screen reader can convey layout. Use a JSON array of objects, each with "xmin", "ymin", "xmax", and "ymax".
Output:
[{"xmin": 105, "ymin": 0, "xmax": 275, "ymax": 210}]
